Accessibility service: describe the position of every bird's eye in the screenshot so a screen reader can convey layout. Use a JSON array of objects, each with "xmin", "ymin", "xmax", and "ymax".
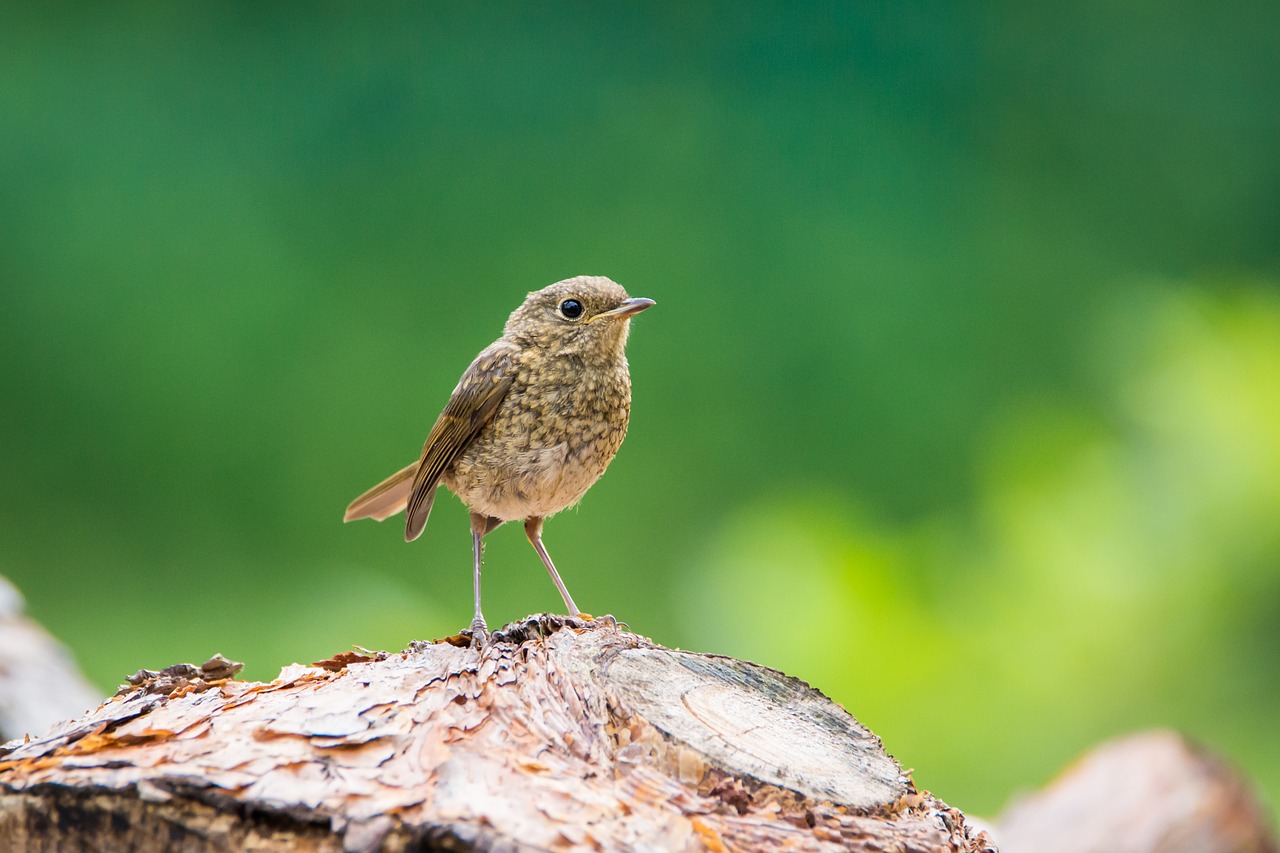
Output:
[{"xmin": 559, "ymin": 299, "xmax": 584, "ymax": 320}]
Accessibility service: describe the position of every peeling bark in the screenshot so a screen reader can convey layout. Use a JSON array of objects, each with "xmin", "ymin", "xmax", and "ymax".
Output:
[{"xmin": 0, "ymin": 615, "xmax": 992, "ymax": 852}]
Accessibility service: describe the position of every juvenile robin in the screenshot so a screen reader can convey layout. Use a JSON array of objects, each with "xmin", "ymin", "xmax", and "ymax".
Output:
[{"xmin": 344, "ymin": 276, "xmax": 654, "ymax": 641}]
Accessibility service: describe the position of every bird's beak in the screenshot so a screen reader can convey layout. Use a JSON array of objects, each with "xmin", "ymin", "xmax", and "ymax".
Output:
[{"xmin": 594, "ymin": 297, "xmax": 656, "ymax": 321}]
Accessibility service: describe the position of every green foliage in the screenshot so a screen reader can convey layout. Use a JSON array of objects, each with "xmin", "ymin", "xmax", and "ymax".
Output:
[
  {"xmin": 2, "ymin": 2, "xmax": 1277, "ymax": 819},
  {"xmin": 684, "ymin": 288, "xmax": 1280, "ymax": 812}
]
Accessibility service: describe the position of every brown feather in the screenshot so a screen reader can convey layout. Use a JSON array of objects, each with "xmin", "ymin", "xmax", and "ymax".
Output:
[
  {"xmin": 404, "ymin": 344, "xmax": 516, "ymax": 542},
  {"xmin": 343, "ymin": 461, "xmax": 417, "ymax": 522}
]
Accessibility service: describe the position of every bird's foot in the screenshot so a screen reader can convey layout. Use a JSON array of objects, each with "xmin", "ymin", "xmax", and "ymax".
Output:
[
  {"xmin": 575, "ymin": 612, "xmax": 622, "ymax": 631},
  {"xmin": 464, "ymin": 618, "xmax": 489, "ymax": 649}
]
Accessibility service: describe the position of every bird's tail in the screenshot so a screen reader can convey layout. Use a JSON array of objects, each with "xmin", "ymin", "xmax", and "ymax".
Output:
[{"xmin": 343, "ymin": 461, "xmax": 418, "ymax": 522}]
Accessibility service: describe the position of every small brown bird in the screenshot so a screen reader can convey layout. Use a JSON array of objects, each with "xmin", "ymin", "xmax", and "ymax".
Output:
[{"xmin": 344, "ymin": 276, "xmax": 654, "ymax": 640}]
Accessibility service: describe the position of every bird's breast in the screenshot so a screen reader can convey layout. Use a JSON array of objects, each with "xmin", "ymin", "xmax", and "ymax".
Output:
[{"xmin": 443, "ymin": 359, "xmax": 632, "ymax": 521}]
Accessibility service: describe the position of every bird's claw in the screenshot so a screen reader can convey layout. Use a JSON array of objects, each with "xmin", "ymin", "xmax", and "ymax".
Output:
[
  {"xmin": 575, "ymin": 612, "xmax": 622, "ymax": 630},
  {"xmin": 465, "ymin": 619, "xmax": 489, "ymax": 649}
]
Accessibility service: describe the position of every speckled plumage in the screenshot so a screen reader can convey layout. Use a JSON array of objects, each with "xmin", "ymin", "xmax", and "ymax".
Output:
[
  {"xmin": 442, "ymin": 280, "xmax": 636, "ymax": 523},
  {"xmin": 344, "ymin": 276, "xmax": 653, "ymax": 639}
]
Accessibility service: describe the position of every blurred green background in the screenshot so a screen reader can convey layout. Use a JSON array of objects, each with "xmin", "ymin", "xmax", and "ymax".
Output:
[{"xmin": 3, "ymin": 2, "xmax": 1278, "ymax": 821}]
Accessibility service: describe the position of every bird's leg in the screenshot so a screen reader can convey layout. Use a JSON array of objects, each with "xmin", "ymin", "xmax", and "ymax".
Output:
[
  {"xmin": 468, "ymin": 512, "xmax": 495, "ymax": 644},
  {"xmin": 524, "ymin": 517, "xmax": 580, "ymax": 618}
]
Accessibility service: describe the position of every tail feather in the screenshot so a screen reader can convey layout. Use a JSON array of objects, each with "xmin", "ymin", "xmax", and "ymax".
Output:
[{"xmin": 344, "ymin": 462, "xmax": 418, "ymax": 523}]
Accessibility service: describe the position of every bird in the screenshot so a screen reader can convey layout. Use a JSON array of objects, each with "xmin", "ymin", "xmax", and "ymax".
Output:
[{"xmin": 344, "ymin": 276, "xmax": 654, "ymax": 642}]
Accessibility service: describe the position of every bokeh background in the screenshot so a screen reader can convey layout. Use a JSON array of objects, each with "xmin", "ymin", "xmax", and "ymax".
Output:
[{"xmin": 3, "ymin": 2, "xmax": 1278, "ymax": 821}]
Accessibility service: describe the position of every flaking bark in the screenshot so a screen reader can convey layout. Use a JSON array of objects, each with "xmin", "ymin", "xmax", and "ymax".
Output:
[{"xmin": 0, "ymin": 615, "xmax": 993, "ymax": 852}]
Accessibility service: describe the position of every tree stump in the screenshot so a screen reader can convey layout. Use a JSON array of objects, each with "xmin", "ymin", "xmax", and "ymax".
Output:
[{"xmin": 0, "ymin": 615, "xmax": 992, "ymax": 852}]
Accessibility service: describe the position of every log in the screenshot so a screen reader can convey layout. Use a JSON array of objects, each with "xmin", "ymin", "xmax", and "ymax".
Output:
[
  {"xmin": 994, "ymin": 730, "xmax": 1277, "ymax": 853},
  {"xmin": 0, "ymin": 575, "xmax": 103, "ymax": 744},
  {"xmin": 0, "ymin": 615, "xmax": 993, "ymax": 852}
]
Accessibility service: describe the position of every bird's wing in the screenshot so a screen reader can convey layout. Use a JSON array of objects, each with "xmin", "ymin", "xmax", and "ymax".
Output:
[{"xmin": 404, "ymin": 342, "xmax": 516, "ymax": 541}]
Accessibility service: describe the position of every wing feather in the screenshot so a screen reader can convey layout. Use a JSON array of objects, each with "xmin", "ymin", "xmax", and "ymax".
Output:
[{"xmin": 404, "ymin": 343, "xmax": 516, "ymax": 541}]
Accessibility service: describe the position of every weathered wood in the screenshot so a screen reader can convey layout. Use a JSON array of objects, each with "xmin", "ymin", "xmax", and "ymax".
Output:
[
  {"xmin": 994, "ymin": 730, "xmax": 1278, "ymax": 853},
  {"xmin": 0, "ymin": 615, "xmax": 992, "ymax": 852},
  {"xmin": 0, "ymin": 575, "xmax": 103, "ymax": 744}
]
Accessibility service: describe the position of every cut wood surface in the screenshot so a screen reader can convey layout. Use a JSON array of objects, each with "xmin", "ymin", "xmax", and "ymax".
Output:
[{"xmin": 0, "ymin": 614, "xmax": 993, "ymax": 852}]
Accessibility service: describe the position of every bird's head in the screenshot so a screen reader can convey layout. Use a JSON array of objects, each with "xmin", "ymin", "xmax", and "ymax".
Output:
[{"xmin": 504, "ymin": 276, "xmax": 655, "ymax": 357}]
